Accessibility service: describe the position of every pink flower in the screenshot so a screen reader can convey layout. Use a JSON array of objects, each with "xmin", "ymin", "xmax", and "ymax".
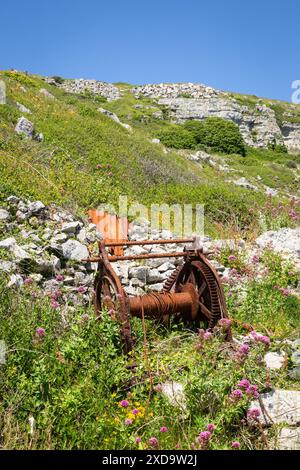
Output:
[
  {"xmin": 228, "ymin": 255, "xmax": 237, "ymax": 262},
  {"xmin": 154, "ymin": 384, "xmax": 162, "ymax": 392},
  {"xmin": 175, "ymin": 443, "xmax": 180, "ymax": 449},
  {"xmin": 148, "ymin": 437, "xmax": 158, "ymax": 447},
  {"xmin": 132, "ymin": 409, "xmax": 140, "ymax": 415},
  {"xmin": 218, "ymin": 318, "xmax": 232, "ymax": 329},
  {"xmin": 229, "ymin": 389, "xmax": 243, "ymax": 401},
  {"xmin": 259, "ymin": 335, "xmax": 270, "ymax": 347},
  {"xmin": 207, "ymin": 423, "xmax": 216, "ymax": 432},
  {"xmin": 231, "ymin": 441, "xmax": 241, "ymax": 449},
  {"xmin": 246, "ymin": 385, "xmax": 259, "ymax": 398},
  {"xmin": 24, "ymin": 277, "xmax": 33, "ymax": 285},
  {"xmin": 124, "ymin": 418, "xmax": 133, "ymax": 425},
  {"xmin": 77, "ymin": 285, "xmax": 87, "ymax": 294},
  {"xmin": 160, "ymin": 426, "xmax": 168, "ymax": 433},
  {"xmin": 135, "ymin": 437, "xmax": 141, "ymax": 443},
  {"xmin": 51, "ymin": 300, "xmax": 60, "ymax": 309},
  {"xmin": 35, "ymin": 327, "xmax": 45, "ymax": 338},
  {"xmin": 251, "ymin": 255, "xmax": 260, "ymax": 263},
  {"xmin": 248, "ymin": 208, "xmax": 254, "ymax": 214},
  {"xmin": 119, "ymin": 400, "xmax": 129, "ymax": 408},
  {"xmin": 55, "ymin": 274, "xmax": 64, "ymax": 282},
  {"xmin": 198, "ymin": 431, "xmax": 211, "ymax": 442},
  {"xmin": 237, "ymin": 379, "xmax": 250, "ymax": 389},
  {"xmin": 247, "ymin": 407, "xmax": 261, "ymax": 420},
  {"xmin": 238, "ymin": 344, "xmax": 250, "ymax": 355},
  {"xmin": 203, "ymin": 331, "xmax": 213, "ymax": 341}
]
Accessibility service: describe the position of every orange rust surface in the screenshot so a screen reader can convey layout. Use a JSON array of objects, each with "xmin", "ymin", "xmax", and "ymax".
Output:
[{"xmin": 88, "ymin": 210, "xmax": 129, "ymax": 256}]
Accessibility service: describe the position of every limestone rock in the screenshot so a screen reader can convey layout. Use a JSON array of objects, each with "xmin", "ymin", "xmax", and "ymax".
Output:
[
  {"xmin": 0, "ymin": 209, "xmax": 10, "ymax": 220},
  {"xmin": 276, "ymin": 427, "xmax": 300, "ymax": 450},
  {"xmin": 251, "ymin": 389, "xmax": 300, "ymax": 426},
  {"xmin": 61, "ymin": 239, "xmax": 89, "ymax": 261},
  {"xmin": 15, "ymin": 117, "xmax": 34, "ymax": 138},
  {"xmin": 264, "ymin": 351, "xmax": 286, "ymax": 370}
]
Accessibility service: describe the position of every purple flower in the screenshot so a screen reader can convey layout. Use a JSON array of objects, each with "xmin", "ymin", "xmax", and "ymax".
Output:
[
  {"xmin": 207, "ymin": 423, "xmax": 216, "ymax": 432},
  {"xmin": 238, "ymin": 344, "xmax": 250, "ymax": 355},
  {"xmin": 231, "ymin": 441, "xmax": 241, "ymax": 449},
  {"xmin": 246, "ymin": 385, "xmax": 259, "ymax": 398},
  {"xmin": 119, "ymin": 400, "xmax": 129, "ymax": 408},
  {"xmin": 160, "ymin": 426, "xmax": 168, "ymax": 433},
  {"xmin": 135, "ymin": 437, "xmax": 141, "ymax": 443},
  {"xmin": 237, "ymin": 379, "xmax": 250, "ymax": 389},
  {"xmin": 132, "ymin": 409, "xmax": 140, "ymax": 415},
  {"xmin": 77, "ymin": 285, "xmax": 87, "ymax": 294},
  {"xmin": 124, "ymin": 418, "xmax": 133, "ymax": 425},
  {"xmin": 259, "ymin": 335, "xmax": 270, "ymax": 347},
  {"xmin": 24, "ymin": 277, "xmax": 33, "ymax": 285},
  {"xmin": 148, "ymin": 437, "xmax": 158, "ymax": 447},
  {"xmin": 198, "ymin": 431, "xmax": 211, "ymax": 442},
  {"xmin": 247, "ymin": 407, "xmax": 261, "ymax": 420},
  {"xmin": 51, "ymin": 300, "xmax": 60, "ymax": 309},
  {"xmin": 218, "ymin": 318, "xmax": 232, "ymax": 330},
  {"xmin": 203, "ymin": 331, "xmax": 213, "ymax": 341},
  {"xmin": 55, "ymin": 274, "xmax": 64, "ymax": 282},
  {"xmin": 228, "ymin": 255, "xmax": 237, "ymax": 262},
  {"xmin": 35, "ymin": 327, "xmax": 45, "ymax": 338},
  {"xmin": 154, "ymin": 384, "xmax": 162, "ymax": 392},
  {"xmin": 229, "ymin": 389, "xmax": 243, "ymax": 401}
]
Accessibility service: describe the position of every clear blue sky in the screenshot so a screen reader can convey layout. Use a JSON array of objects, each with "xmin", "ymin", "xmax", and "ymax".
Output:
[{"xmin": 1, "ymin": 0, "xmax": 299, "ymax": 101}]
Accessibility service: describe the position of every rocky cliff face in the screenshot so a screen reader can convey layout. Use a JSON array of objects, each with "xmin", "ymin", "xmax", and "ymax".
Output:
[{"xmin": 131, "ymin": 83, "xmax": 300, "ymax": 153}]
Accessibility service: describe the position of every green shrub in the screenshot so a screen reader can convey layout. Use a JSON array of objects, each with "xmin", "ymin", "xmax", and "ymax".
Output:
[
  {"xmin": 158, "ymin": 126, "xmax": 196, "ymax": 149},
  {"xmin": 51, "ymin": 76, "xmax": 64, "ymax": 84},
  {"xmin": 184, "ymin": 117, "xmax": 246, "ymax": 156}
]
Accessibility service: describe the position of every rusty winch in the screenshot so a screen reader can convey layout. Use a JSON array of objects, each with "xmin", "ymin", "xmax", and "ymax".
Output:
[{"xmin": 84, "ymin": 238, "xmax": 229, "ymax": 353}]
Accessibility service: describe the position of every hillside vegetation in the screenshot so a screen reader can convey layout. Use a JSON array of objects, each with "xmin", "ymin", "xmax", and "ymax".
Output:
[{"xmin": 1, "ymin": 71, "xmax": 300, "ymax": 238}]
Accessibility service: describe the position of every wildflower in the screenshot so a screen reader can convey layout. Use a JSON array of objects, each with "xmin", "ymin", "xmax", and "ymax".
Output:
[
  {"xmin": 51, "ymin": 300, "xmax": 60, "ymax": 309},
  {"xmin": 154, "ymin": 384, "xmax": 162, "ymax": 392},
  {"xmin": 247, "ymin": 407, "xmax": 261, "ymax": 421},
  {"xmin": 35, "ymin": 327, "xmax": 45, "ymax": 338},
  {"xmin": 251, "ymin": 255, "xmax": 260, "ymax": 263},
  {"xmin": 148, "ymin": 437, "xmax": 158, "ymax": 447},
  {"xmin": 248, "ymin": 208, "xmax": 254, "ymax": 214},
  {"xmin": 132, "ymin": 408, "xmax": 140, "ymax": 415},
  {"xmin": 124, "ymin": 418, "xmax": 133, "ymax": 425},
  {"xmin": 135, "ymin": 437, "xmax": 141, "ymax": 443},
  {"xmin": 229, "ymin": 389, "xmax": 243, "ymax": 401},
  {"xmin": 81, "ymin": 313, "xmax": 89, "ymax": 322},
  {"xmin": 246, "ymin": 385, "xmax": 259, "ymax": 398},
  {"xmin": 197, "ymin": 431, "xmax": 211, "ymax": 442},
  {"xmin": 24, "ymin": 277, "xmax": 33, "ymax": 285},
  {"xmin": 228, "ymin": 255, "xmax": 237, "ymax": 262},
  {"xmin": 175, "ymin": 443, "xmax": 180, "ymax": 449},
  {"xmin": 55, "ymin": 274, "xmax": 64, "ymax": 282},
  {"xmin": 259, "ymin": 335, "xmax": 270, "ymax": 347},
  {"xmin": 119, "ymin": 400, "xmax": 129, "ymax": 408},
  {"xmin": 207, "ymin": 423, "xmax": 216, "ymax": 432},
  {"xmin": 231, "ymin": 441, "xmax": 241, "ymax": 449},
  {"xmin": 203, "ymin": 331, "xmax": 213, "ymax": 341},
  {"xmin": 237, "ymin": 379, "xmax": 250, "ymax": 389},
  {"xmin": 218, "ymin": 318, "xmax": 232, "ymax": 329},
  {"xmin": 238, "ymin": 344, "xmax": 250, "ymax": 355},
  {"xmin": 160, "ymin": 426, "xmax": 168, "ymax": 433},
  {"xmin": 197, "ymin": 328, "xmax": 205, "ymax": 338},
  {"xmin": 77, "ymin": 285, "xmax": 87, "ymax": 294}
]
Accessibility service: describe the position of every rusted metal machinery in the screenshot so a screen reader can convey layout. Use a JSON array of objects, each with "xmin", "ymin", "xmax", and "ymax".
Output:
[{"xmin": 84, "ymin": 238, "xmax": 229, "ymax": 353}]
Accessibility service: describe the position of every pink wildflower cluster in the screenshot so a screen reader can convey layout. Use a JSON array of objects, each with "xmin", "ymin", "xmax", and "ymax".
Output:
[
  {"xmin": 218, "ymin": 318, "xmax": 232, "ymax": 330},
  {"xmin": 194, "ymin": 423, "xmax": 216, "ymax": 449},
  {"xmin": 228, "ymin": 255, "xmax": 237, "ymax": 262},
  {"xmin": 289, "ymin": 208, "xmax": 298, "ymax": 222},
  {"xmin": 274, "ymin": 285, "xmax": 291, "ymax": 297},
  {"xmin": 231, "ymin": 441, "xmax": 241, "ymax": 449},
  {"xmin": 250, "ymin": 331, "xmax": 270, "ymax": 347},
  {"xmin": 229, "ymin": 378, "xmax": 260, "ymax": 402},
  {"xmin": 247, "ymin": 407, "xmax": 261, "ymax": 422},
  {"xmin": 196, "ymin": 329, "xmax": 213, "ymax": 349},
  {"xmin": 35, "ymin": 327, "xmax": 46, "ymax": 338},
  {"xmin": 49, "ymin": 289, "xmax": 62, "ymax": 309}
]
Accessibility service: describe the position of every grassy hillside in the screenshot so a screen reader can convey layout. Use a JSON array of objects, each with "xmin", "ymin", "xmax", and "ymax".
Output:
[{"xmin": 0, "ymin": 71, "xmax": 299, "ymax": 237}]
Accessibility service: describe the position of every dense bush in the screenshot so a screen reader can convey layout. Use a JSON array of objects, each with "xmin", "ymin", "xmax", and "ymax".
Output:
[
  {"xmin": 158, "ymin": 126, "xmax": 196, "ymax": 149},
  {"xmin": 184, "ymin": 118, "xmax": 246, "ymax": 156}
]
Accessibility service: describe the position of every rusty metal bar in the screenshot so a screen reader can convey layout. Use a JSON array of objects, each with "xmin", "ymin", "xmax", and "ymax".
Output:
[
  {"xmin": 129, "ymin": 292, "xmax": 193, "ymax": 319},
  {"xmin": 83, "ymin": 251, "xmax": 189, "ymax": 263},
  {"xmin": 103, "ymin": 238, "xmax": 195, "ymax": 247}
]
